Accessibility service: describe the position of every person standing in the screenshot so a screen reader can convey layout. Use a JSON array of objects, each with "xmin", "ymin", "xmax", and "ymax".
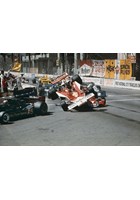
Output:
[
  {"xmin": 0, "ymin": 70, "xmax": 4, "ymax": 93},
  {"xmin": 2, "ymin": 75, "xmax": 8, "ymax": 96}
]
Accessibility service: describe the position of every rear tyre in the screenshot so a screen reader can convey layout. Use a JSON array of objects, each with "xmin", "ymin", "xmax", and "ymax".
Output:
[
  {"xmin": 61, "ymin": 101, "xmax": 68, "ymax": 111},
  {"xmin": 48, "ymin": 88, "xmax": 58, "ymax": 100},
  {"xmin": 75, "ymin": 102, "xmax": 93, "ymax": 111},
  {"xmin": 34, "ymin": 102, "xmax": 48, "ymax": 115},
  {"xmin": 72, "ymin": 74, "xmax": 82, "ymax": 84}
]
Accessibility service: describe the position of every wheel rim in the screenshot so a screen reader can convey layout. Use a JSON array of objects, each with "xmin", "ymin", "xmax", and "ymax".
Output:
[{"xmin": 3, "ymin": 113, "xmax": 10, "ymax": 123}]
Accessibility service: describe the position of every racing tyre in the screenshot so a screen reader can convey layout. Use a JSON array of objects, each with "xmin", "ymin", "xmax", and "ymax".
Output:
[
  {"xmin": 98, "ymin": 98, "xmax": 106, "ymax": 107},
  {"xmin": 32, "ymin": 78, "xmax": 36, "ymax": 84},
  {"xmin": 75, "ymin": 102, "xmax": 93, "ymax": 111},
  {"xmin": 102, "ymin": 98, "xmax": 106, "ymax": 107},
  {"xmin": 72, "ymin": 74, "xmax": 83, "ymax": 84},
  {"xmin": 34, "ymin": 101, "xmax": 48, "ymax": 115},
  {"xmin": 48, "ymin": 88, "xmax": 58, "ymax": 100},
  {"xmin": 0, "ymin": 112, "xmax": 10, "ymax": 124},
  {"xmin": 61, "ymin": 101, "xmax": 68, "ymax": 111}
]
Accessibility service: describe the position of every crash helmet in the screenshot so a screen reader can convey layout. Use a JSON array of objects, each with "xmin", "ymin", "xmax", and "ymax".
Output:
[{"xmin": 87, "ymin": 82, "xmax": 95, "ymax": 89}]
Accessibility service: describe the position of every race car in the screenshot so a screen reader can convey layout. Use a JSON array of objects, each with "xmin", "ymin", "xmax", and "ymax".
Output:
[
  {"xmin": 0, "ymin": 96, "xmax": 48, "ymax": 124},
  {"xmin": 48, "ymin": 74, "xmax": 107, "ymax": 111}
]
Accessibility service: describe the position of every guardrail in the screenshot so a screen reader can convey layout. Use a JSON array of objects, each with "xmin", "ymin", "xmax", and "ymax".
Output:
[{"xmin": 81, "ymin": 76, "xmax": 140, "ymax": 90}]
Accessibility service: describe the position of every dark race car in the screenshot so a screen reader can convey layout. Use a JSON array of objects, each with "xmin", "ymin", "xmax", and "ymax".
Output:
[
  {"xmin": 13, "ymin": 87, "xmax": 48, "ymax": 115},
  {"xmin": 0, "ymin": 96, "xmax": 48, "ymax": 124}
]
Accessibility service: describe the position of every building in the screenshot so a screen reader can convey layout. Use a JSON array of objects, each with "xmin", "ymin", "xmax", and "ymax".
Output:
[{"xmin": 0, "ymin": 53, "xmax": 139, "ymax": 80}]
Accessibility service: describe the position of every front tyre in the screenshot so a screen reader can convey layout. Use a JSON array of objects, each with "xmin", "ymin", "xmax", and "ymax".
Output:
[
  {"xmin": 61, "ymin": 101, "xmax": 68, "ymax": 111},
  {"xmin": 0, "ymin": 112, "xmax": 10, "ymax": 124},
  {"xmin": 98, "ymin": 98, "xmax": 106, "ymax": 107}
]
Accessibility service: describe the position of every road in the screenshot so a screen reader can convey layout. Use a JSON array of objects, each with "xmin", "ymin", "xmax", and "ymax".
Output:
[{"xmin": 0, "ymin": 87, "xmax": 140, "ymax": 146}]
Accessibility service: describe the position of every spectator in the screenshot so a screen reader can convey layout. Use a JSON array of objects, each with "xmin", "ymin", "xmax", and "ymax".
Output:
[
  {"xmin": 0, "ymin": 70, "xmax": 4, "ymax": 93},
  {"xmin": 2, "ymin": 75, "xmax": 8, "ymax": 96}
]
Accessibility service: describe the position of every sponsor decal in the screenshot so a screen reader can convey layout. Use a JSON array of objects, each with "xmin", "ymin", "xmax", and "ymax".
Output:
[
  {"xmin": 68, "ymin": 93, "xmax": 94, "ymax": 110},
  {"xmin": 115, "ymin": 81, "xmax": 140, "ymax": 88}
]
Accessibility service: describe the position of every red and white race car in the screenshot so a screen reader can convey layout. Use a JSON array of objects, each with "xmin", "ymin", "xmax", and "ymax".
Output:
[{"xmin": 48, "ymin": 74, "xmax": 107, "ymax": 111}]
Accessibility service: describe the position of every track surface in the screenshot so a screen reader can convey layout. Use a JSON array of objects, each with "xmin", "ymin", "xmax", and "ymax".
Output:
[{"xmin": 0, "ymin": 87, "xmax": 140, "ymax": 146}]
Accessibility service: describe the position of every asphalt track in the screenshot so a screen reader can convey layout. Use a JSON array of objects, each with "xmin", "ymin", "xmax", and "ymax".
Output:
[{"xmin": 0, "ymin": 86, "xmax": 140, "ymax": 146}]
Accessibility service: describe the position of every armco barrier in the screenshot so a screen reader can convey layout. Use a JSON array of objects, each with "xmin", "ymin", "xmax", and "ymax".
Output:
[
  {"xmin": 81, "ymin": 76, "xmax": 140, "ymax": 90},
  {"xmin": 81, "ymin": 77, "xmax": 103, "ymax": 85},
  {"xmin": 114, "ymin": 80, "xmax": 140, "ymax": 90}
]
